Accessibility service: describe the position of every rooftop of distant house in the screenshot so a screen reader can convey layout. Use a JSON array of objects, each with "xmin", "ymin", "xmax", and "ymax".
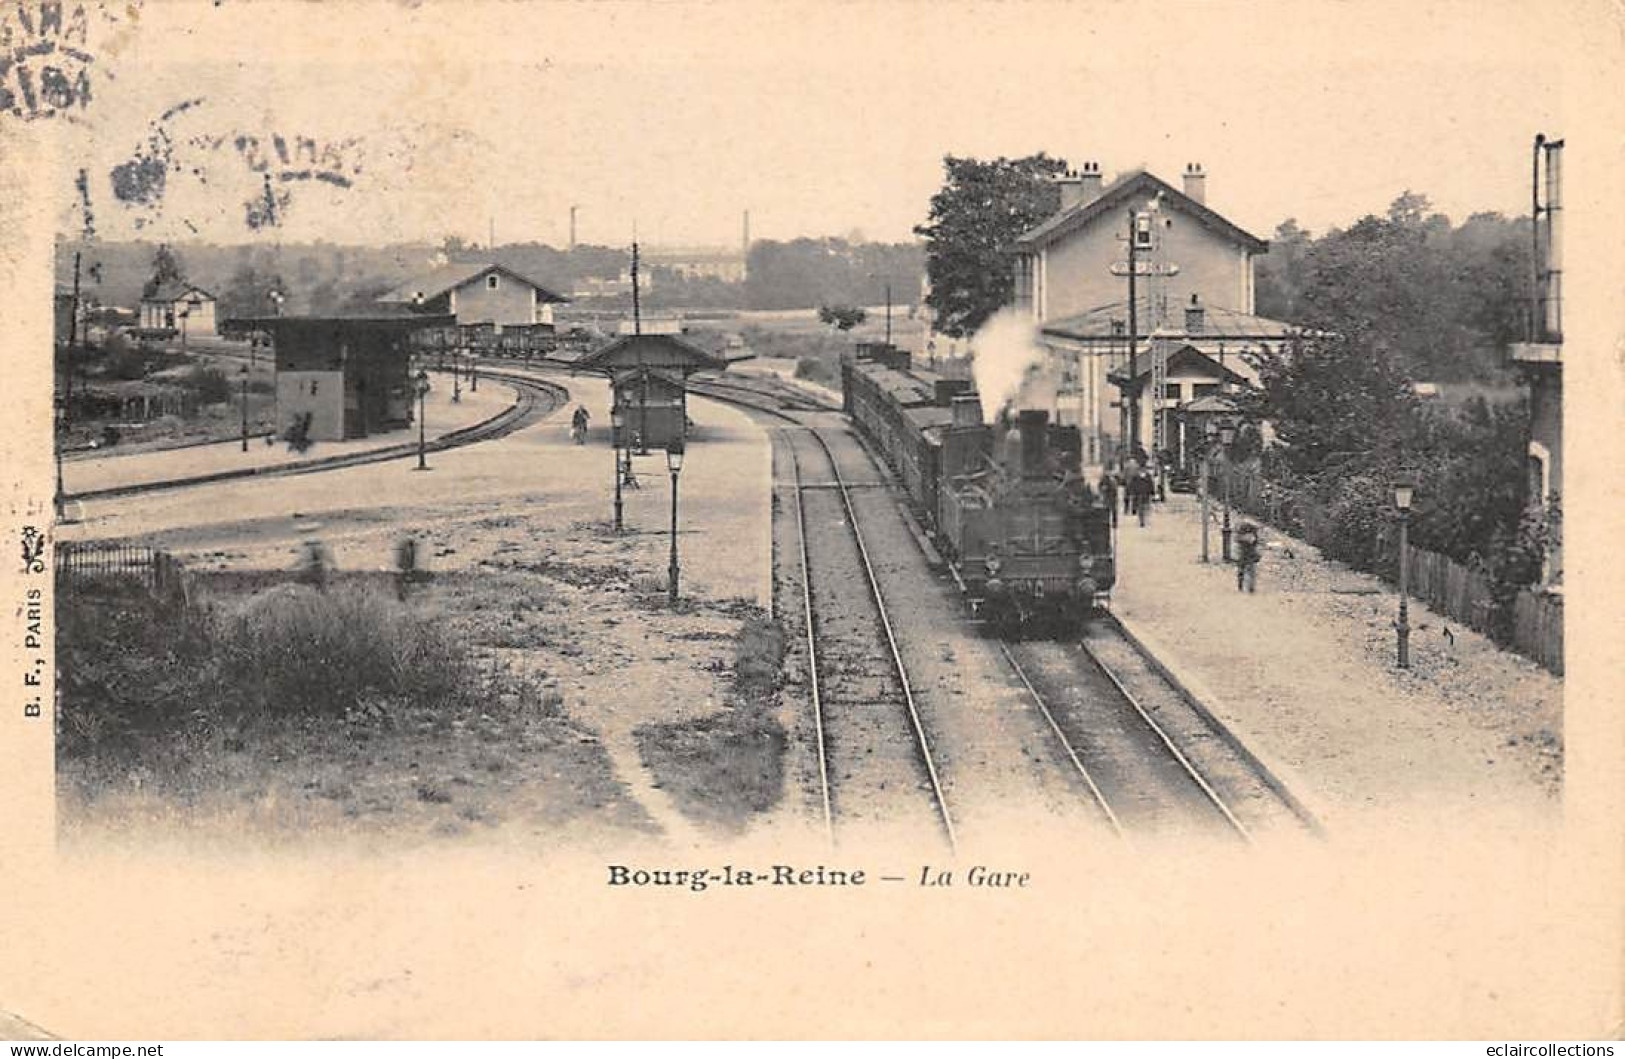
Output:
[{"xmin": 377, "ymin": 261, "xmax": 570, "ymax": 305}]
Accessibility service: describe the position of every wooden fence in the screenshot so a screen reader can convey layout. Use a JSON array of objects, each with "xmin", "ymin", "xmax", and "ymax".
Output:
[
  {"xmin": 57, "ymin": 541, "xmax": 186, "ymax": 600},
  {"xmin": 1221, "ymin": 464, "xmax": 1563, "ymax": 675}
]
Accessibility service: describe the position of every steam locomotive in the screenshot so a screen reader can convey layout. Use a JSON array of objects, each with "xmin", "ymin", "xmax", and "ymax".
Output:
[{"xmin": 842, "ymin": 344, "xmax": 1115, "ymax": 636}]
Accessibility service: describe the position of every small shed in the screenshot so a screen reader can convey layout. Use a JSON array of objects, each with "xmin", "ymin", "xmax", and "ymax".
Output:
[
  {"xmin": 141, "ymin": 280, "xmax": 217, "ymax": 338},
  {"xmin": 575, "ymin": 333, "xmax": 729, "ymax": 450},
  {"xmin": 224, "ymin": 308, "xmax": 454, "ymax": 442}
]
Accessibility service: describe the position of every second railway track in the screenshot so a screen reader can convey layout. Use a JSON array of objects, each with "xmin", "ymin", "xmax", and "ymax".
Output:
[{"xmin": 66, "ymin": 368, "xmax": 569, "ymax": 503}]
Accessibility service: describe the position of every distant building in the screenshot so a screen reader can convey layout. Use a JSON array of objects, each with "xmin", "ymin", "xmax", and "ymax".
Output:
[
  {"xmin": 642, "ymin": 245, "xmax": 747, "ymax": 283},
  {"xmin": 140, "ymin": 280, "xmax": 217, "ymax": 338},
  {"xmin": 378, "ymin": 261, "xmax": 570, "ymax": 330},
  {"xmin": 1508, "ymin": 135, "xmax": 1564, "ymax": 588},
  {"xmin": 1007, "ymin": 162, "xmax": 1294, "ymax": 464}
]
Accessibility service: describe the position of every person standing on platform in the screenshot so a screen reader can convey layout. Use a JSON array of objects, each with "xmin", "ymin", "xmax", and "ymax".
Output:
[
  {"xmin": 1236, "ymin": 521, "xmax": 1261, "ymax": 592},
  {"xmin": 1098, "ymin": 470, "xmax": 1119, "ymax": 527}
]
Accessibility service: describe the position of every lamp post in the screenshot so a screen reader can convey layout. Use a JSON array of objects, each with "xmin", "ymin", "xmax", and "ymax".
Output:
[
  {"xmin": 611, "ymin": 406, "xmax": 625, "ymax": 533},
  {"xmin": 1200, "ymin": 419, "xmax": 1215, "ymax": 563},
  {"xmin": 1219, "ymin": 420, "xmax": 1236, "ymax": 562},
  {"xmin": 414, "ymin": 369, "xmax": 431, "ymax": 471},
  {"xmin": 239, "ymin": 363, "xmax": 251, "ymax": 452},
  {"xmin": 452, "ymin": 353, "xmax": 463, "ymax": 404},
  {"xmin": 1393, "ymin": 474, "xmax": 1416, "ymax": 668},
  {"xmin": 667, "ymin": 439, "xmax": 685, "ymax": 605}
]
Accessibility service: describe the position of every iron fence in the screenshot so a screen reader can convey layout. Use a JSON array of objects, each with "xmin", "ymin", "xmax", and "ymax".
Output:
[{"xmin": 57, "ymin": 540, "xmax": 186, "ymax": 599}]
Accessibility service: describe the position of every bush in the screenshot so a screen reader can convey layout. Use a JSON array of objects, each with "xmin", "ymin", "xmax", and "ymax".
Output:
[
  {"xmin": 794, "ymin": 356, "xmax": 841, "ymax": 389},
  {"xmin": 102, "ymin": 345, "xmax": 151, "ymax": 381},
  {"xmin": 220, "ymin": 584, "xmax": 469, "ymax": 717},
  {"xmin": 183, "ymin": 365, "xmax": 233, "ymax": 404}
]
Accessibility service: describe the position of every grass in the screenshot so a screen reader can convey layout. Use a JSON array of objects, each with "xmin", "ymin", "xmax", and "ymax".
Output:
[
  {"xmin": 57, "ymin": 579, "xmax": 653, "ymax": 843},
  {"xmin": 634, "ymin": 615, "xmax": 789, "ymax": 833}
]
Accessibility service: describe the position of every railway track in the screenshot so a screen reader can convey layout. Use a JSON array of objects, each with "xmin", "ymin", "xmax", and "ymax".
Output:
[
  {"xmin": 787, "ymin": 420, "xmax": 956, "ymax": 849},
  {"xmin": 65, "ymin": 369, "xmax": 568, "ymax": 503},
  {"xmin": 687, "ymin": 379, "xmax": 955, "ymax": 847},
  {"xmin": 692, "ymin": 373, "xmax": 1319, "ymax": 843}
]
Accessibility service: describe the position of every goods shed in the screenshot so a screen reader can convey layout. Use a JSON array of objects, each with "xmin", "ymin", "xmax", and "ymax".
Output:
[{"xmin": 224, "ymin": 308, "xmax": 454, "ymax": 442}]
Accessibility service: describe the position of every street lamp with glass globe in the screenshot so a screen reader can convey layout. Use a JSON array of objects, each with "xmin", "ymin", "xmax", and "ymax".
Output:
[
  {"xmin": 666, "ymin": 439, "xmax": 685, "ymax": 605},
  {"xmin": 1393, "ymin": 474, "xmax": 1416, "ymax": 668}
]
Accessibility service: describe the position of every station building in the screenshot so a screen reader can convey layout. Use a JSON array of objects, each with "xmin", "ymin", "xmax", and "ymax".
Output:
[{"xmin": 1007, "ymin": 163, "xmax": 1297, "ymax": 464}]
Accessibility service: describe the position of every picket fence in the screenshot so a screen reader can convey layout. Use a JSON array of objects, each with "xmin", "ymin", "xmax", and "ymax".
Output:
[{"xmin": 1220, "ymin": 466, "xmax": 1563, "ymax": 675}]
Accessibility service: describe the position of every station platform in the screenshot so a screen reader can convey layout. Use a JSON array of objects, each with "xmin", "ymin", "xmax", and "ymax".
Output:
[
  {"xmin": 61, "ymin": 372, "xmax": 513, "ymax": 498},
  {"xmin": 1109, "ymin": 493, "xmax": 1561, "ymax": 833}
]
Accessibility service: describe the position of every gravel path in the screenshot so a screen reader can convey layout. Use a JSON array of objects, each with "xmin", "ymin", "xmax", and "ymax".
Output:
[{"xmin": 1112, "ymin": 494, "xmax": 1562, "ymax": 832}]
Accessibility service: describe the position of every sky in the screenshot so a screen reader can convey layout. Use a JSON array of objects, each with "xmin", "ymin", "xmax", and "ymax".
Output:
[{"xmin": 30, "ymin": 0, "xmax": 1581, "ymax": 249}]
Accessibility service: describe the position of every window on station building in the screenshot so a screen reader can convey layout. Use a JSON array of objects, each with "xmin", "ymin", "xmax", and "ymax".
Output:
[
  {"xmin": 487, "ymin": 274, "xmax": 499, "ymax": 290},
  {"xmin": 1192, "ymin": 382, "xmax": 1220, "ymax": 399},
  {"xmin": 1163, "ymin": 383, "xmax": 1183, "ymax": 402}
]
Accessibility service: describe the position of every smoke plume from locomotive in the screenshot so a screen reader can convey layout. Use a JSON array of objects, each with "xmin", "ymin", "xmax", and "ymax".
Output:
[{"xmin": 970, "ymin": 308, "xmax": 1054, "ymax": 422}]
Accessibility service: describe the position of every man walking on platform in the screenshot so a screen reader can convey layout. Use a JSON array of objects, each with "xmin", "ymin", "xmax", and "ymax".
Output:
[{"xmin": 1131, "ymin": 468, "xmax": 1154, "ymax": 527}]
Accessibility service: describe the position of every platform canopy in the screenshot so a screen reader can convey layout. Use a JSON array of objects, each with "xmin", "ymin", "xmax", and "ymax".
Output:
[{"xmin": 574, "ymin": 332, "xmax": 729, "ymax": 376}]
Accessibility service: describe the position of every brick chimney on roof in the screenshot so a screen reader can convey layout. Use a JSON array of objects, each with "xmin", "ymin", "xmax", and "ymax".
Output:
[
  {"xmin": 1184, "ymin": 293, "xmax": 1205, "ymax": 334},
  {"xmin": 1057, "ymin": 161, "xmax": 1104, "ymax": 212},
  {"xmin": 1182, "ymin": 162, "xmax": 1206, "ymax": 205}
]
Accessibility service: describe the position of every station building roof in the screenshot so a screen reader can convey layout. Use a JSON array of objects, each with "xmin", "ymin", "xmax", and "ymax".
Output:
[
  {"xmin": 1041, "ymin": 300, "xmax": 1299, "ymax": 345},
  {"xmin": 1014, "ymin": 169, "xmax": 1269, "ymax": 254},
  {"xmin": 576, "ymin": 332, "xmax": 729, "ymax": 374}
]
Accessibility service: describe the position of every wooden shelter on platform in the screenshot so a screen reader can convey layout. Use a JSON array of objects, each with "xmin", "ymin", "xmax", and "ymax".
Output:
[
  {"xmin": 574, "ymin": 332, "xmax": 730, "ymax": 451},
  {"xmin": 224, "ymin": 307, "xmax": 454, "ymax": 442}
]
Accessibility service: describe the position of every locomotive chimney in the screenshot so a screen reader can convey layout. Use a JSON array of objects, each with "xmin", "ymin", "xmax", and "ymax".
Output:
[
  {"xmin": 1017, "ymin": 409, "xmax": 1049, "ymax": 477},
  {"xmin": 951, "ymin": 393, "xmax": 983, "ymax": 428}
]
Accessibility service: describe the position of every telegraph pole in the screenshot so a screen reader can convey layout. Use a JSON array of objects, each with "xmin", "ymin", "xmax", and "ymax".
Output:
[
  {"xmin": 631, "ymin": 240, "xmax": 642, "ymax": 335},
  {"xmin": 1126, "ymin": 210, "xmax": 1139, "ymax": 463}
]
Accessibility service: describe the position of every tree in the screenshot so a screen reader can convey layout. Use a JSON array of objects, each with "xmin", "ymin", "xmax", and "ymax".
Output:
[
  {"xmin": 1253, "ymin": 219, "xmax": 1313, "ymax": 321},
  {"xmin": 142, "ymin": 243, "xmax": 186, "ymax": 298},
  {"xmin": 219, "ymin": 261, "xmax": 287, "ymax": 319},
  {"xmin": 1246, "ymin": 326, "xmax": 1419, "ymax": 479},
  {"xmin": 818, "ymin": 305, "xmax": 867, "ymax": 331},
  {"xmin": 1274, "ymin": 192, "xmax": 1530, "ymax": 381},
  {"xmin": 914, "ymin": 153, "xmax": 1068, "ymax": 337}
]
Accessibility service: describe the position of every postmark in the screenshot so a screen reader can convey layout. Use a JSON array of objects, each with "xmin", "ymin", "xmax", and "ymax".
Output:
[{"xmin": 0, "ymin": 0, "xmax": 142, "ymax": 122}]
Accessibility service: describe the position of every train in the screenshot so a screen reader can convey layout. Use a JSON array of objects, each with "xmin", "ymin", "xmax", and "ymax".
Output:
[{"xmin": 841, "ymin": 343, "xmax": 1115, "ymax": 636}]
